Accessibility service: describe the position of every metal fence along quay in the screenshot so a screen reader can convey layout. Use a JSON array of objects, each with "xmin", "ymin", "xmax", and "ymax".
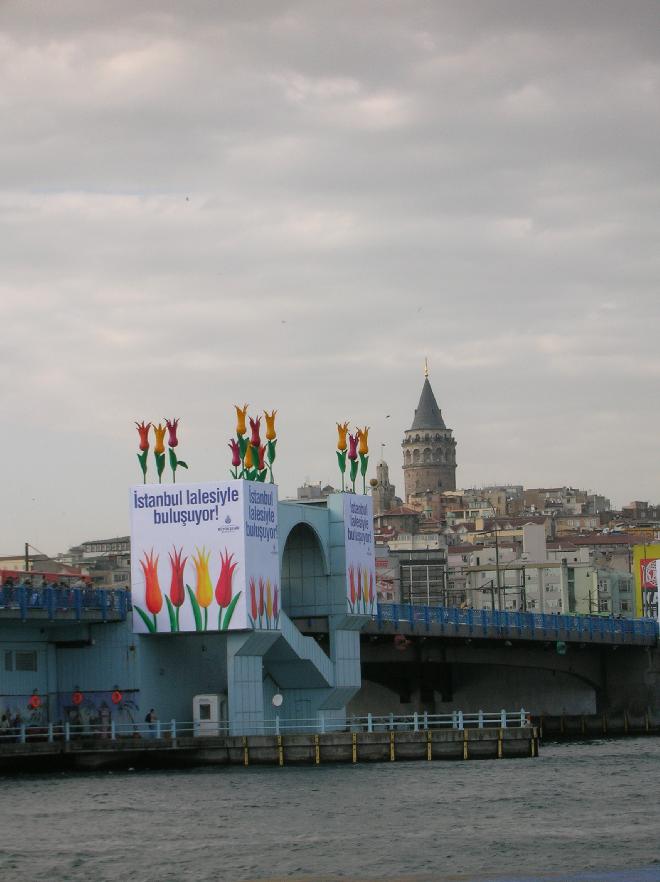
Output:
[
  {"xmin": 0, "ymin": 583, "xmax": 128, "ymax": 621},
  {"xmin": 374, "ymin": 602, "xmax": 659, "ymax": 645},
  {"xmin": 0, "ymin": 709, "xmax": 531, "ymax": 745}
]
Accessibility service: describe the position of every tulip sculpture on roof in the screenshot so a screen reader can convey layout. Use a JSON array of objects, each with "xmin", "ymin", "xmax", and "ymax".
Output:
[
  {"xmin": 336, "ymin": 421, "xmax": 371, "ymax": 493},
  {"xmin": 136, "ymin": 421, "xmax": 151, "ymax": 483},
  {"xmin": 229, "ymin": 405, "xmax": 276, "ymax": 482},
  {"xmin": 153, "ymin": 423, "xmax": 167, "ymax": 483},
  {"xmin": 336, "ymin": 421, "xmax": 349, "ymax": 492},
  {"xmin": 357, "ymin": 426, "xmax": 369, "ymax": 495},
  {"xmin": 135, "ymin": 418, "xmax": 188, "ymax": 483},
  {"xmin": 165, "ymin": 418, "xmax": 188, "ymax": 483}
]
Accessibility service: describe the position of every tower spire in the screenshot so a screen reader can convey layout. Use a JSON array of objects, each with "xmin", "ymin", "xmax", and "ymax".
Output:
[{"xmin": 424, "ymin": 357, "xmax": 429, "ymax": 378}]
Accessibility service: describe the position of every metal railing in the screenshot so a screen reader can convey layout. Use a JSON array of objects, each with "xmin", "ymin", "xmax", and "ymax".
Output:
[
  {"xmin": 0, "ymin": 584, "xmax": 128, "ymax": 622},
  {"xmin": 374, "ymin": 603, "xmax": 659, "ymax": 643},
  {"xmin": 0, "ymin": 709, "xmax": 530, "ymax": 745}
]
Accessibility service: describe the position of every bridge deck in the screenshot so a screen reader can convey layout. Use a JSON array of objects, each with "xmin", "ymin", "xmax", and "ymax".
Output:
[{"xmin": 368, "ymin": 604, "xmax": 658, "ymax": 646}]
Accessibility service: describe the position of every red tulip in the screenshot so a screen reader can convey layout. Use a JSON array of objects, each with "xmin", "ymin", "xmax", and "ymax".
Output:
[
  {"xmin": 135, "ymin": 421, "xmax": 151, "ymax": 452},
  {"xmin": 140, "ymin": 550, "xmax": 162, "ymax": 614},
  {"xmin": 229, "ymin": 438, "xmax": 241, "ymax": 468},
  {"xmin": 165, "ymin": 418, "xmax": 179, "ymax": 448},
  {"xmin": 349, "ymin": 566, "xmax": 356, "ymax": 605},
  {"xmin": 348, "ymin": 432, "xmax": 359, "ymax": 460},
  {"xmin": 258, "ymin": 578, "xmax": 265, "ymax": 617},
  {"xmin": 250, "ymin": 578, "xmax": 258, "ymax": 620},
  {"xmin": 168, "ymin": 546, "xmax": 187, "ymax": 607},
  {"xmin": 369, "ymin": 572, "xmax": 374, "ymax": 604},
  {"xmin": 216, "ymin": 549, "xmax": 238, "ymax": 608},
  {"xmin": 249, "ymin": 416, "xmax": 261, "ymax": 447},
  {"xmin": 273, "ymin": 585, "xmax": 279, "ymax": 619},
  {"xmin": 258, "ymin": 444, "xmax": 267, "ymax": 470}
]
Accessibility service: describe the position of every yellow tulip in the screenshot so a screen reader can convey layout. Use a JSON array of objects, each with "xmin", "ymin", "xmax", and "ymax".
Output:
[
  {"xmin": 264, "ymin": 409, "xmax": 277, "ymax": 441},
  {"xmin": 337, "ymin": 421, "xmax": 349, "ymax": 451},
  {"xmin": 358, "ymin": 426, "xmax": 369, "ymax": 456},
  {"xmin": 153, "ymin": 423, "xmax": 166, "ymax": 456},
  {"xmin": 192, "ymin": 547, "xmax": 213, "ymax": 608},
  {"xmin": 235, "ymin": 403, "xmax": 249, "ymax": 436},
  {"xmin": 244, "ymin": 443, "xmax": 254, "ymax": 469},
  {"xmin": 266, "ymin": 579, "xmax": 273, "ymax": 619}
]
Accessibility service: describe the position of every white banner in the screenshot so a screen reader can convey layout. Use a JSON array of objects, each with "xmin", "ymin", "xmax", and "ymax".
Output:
[
  {"xmin": 343, "ymin": 494, "xmax": 376, "ymax": 615},
  {"xmin": 129, "ymin": 480, "xmax": 279, "ymax": 634}
]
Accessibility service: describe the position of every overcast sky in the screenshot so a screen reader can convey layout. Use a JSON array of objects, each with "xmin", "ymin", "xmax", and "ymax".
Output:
[{"xmin": 1, "ymin": 0, "xmax": 659, "ymax": 555}]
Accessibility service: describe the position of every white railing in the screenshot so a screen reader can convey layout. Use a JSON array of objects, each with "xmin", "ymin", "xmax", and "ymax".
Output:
[{"xmin": 0, "ymin": 708, "xmax": 529, "ymax": 745}]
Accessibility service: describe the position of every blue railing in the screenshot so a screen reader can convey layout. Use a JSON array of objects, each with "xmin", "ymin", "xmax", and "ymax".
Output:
[
  {"xmin": 0, "ymin": 583, "xmax": 128, "ymax": 622},
  {"xmin": 374, "ymin": 603, "xmax": 658, "ymax": 643}
]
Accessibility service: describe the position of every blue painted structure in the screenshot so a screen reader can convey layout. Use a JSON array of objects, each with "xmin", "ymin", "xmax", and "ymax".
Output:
[{"xmin": 0, "ymin": 495, "xmax": 367, "ymax": 735}]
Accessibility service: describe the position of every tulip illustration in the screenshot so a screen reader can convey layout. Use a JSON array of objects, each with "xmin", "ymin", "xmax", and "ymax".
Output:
[
  {"xmin": 134, "ymin": 549, "xmax": 161, "ymax": 632},
  {"xmin": 265, "ymin": 578, "xmax": 273, "ymax": 628},
  {"xmin": 244, "ymin": 443, "xmax": 254, "ymax": 470},
  {"xmin": 135, "ymin": 421, "xmax": 151, "ymax": 483},
  {"xmin": 369, "ymin": 572, "xmax": 374, "ymax": 611},
  {"xmin": 165, "ymin": 417, "xmax": 188, "ymax": 483},
  {"xmin": 167, "ymin": 546, "xmax": 188, "ymax": 631},
  {"xmin": 273, "ymin": 585, "xmax": 279, "ymax": 628},
  {"xmin": 154, "ymin": 423, "xmax": 167, "ymax": 483},
  {"xmin": 249, "ymin": 578, "xmax": 258, "ymax": 627},
  {"xmin": 362, "ymin": 568, "xmax": 369, "ymax": 612},
  {"xmin": 348, "ymin": 432, "xmax": 359, "ymax": 492},
  {"xmin": 190, "ymin": 547, "xmax": 213, "ymax": 631},
  {"xmin": 336, "ymin": 421, "xmax": 349, "ymax": 491},
  {"xmin": 258, "ymin": 577, "xmax": 265, "ymax": 626},
  {"xmin": 357, "ymin": 427, "xmax": 369, "ymax": 494},
  {"xmin": 229, "ymin": 438, "xmax": 241, "ymax": 478},
  {"xmin": 264, "ymin": 409, "xmax": 277, "ymax": 482},
  {"xmin": 235, "ymin": 403, "xmax": 249, "ymax": 437},
  {"xmin": 348, "ymin": 565, "xmax": 356, "ymax": 612},
  {"xmin": 216, "ymin": 548, "xmax": 240, "ymax": 630}
]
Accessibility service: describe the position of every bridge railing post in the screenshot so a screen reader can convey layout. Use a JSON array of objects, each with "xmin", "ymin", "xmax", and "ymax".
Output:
[
  {"xmin": 389, "ymin": 712, "xmax": 394, "ymax": 731},
  {"xmin": 520, "ymin": 708, "xmax": 525, "ymax": 727},
  {"xmin": 64, "ymin": 721, "xmax": 70, "ymax": 742},
  {"xmin": 423, "ymin": 710, "xmax": 428, "ymax": 730},
  {"xmin": 478, "ymin": 709, "xmax": 484, "ymax": 729},
  {"xmin": 19, "ymin": 724, "xmax": 26, "ymax": 744},
  {"xmin": 413, "ymin": 712, "xmax": 419, "ymax": 732},
  {"xmin": 457, "ymin": 710, "xmax": 464, "ymax": 730},
  {"xmin": 367, "ymin": 712, "xmax": 372, "ymax": 733},
  {"xmin": 275, "ymin": 715, "xmax": 280, "ymax": 736},
  {"xmin": 47, "ymin": 722, "xmax": 53, "ymax": 743},
  {"xmin": 500, "ymin": 709, "xmax": 507, "ymax": 729},
  {"xmin": 111, "ymin": 720, "xmax": 116, "ymax": 741},
  {"xmin": 319, "ymin": 711, "xmax": 325, "ymax": 734}
]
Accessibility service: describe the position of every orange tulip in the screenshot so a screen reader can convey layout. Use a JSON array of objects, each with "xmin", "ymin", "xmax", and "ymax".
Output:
[
  {"xmin": 264, "ymin": 409, "xmax": 277, "ymax": 441},
  {"xmin": 154, "ymin": 423, "xmax": 166, "ymax": 455},
  {"xmin": 337, "ymin": 421, "xmax": 349, "ymax": 451},
  {"xmin": 244, "ymin": 443, "xmax": 254, "ymax": 469},
  {"xmin": 235, "ymin": 403, "xmax": 249, "ymax": 436},
  {"xmin": 140, "ymin": 550, "xmax": 162, "ymax": 615},
  {"xmin": 357, "ymin": 426, "xmax": 369, "ymax": 456}
]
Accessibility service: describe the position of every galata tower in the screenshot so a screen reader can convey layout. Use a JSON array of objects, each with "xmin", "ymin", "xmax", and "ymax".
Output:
[{"xmin": 402, "ymin": 364, "xmax": 457, "ymax": 500}]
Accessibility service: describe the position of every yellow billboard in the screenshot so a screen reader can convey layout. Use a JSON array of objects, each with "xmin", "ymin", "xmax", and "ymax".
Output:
[{"xmin": 632, "ymin": 543, "xmax": 660, "ymax": 619}]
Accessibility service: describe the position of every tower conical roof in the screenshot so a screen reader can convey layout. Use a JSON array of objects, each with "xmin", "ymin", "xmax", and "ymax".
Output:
[{"xmin": 410, "ymin": 377, "xmax": 446, "ymax": 431}]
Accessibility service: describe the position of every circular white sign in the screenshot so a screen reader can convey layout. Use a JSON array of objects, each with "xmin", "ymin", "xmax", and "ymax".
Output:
[{"xmin": 272, "ymin": 693, "xmax": 283, "ymax": 708}]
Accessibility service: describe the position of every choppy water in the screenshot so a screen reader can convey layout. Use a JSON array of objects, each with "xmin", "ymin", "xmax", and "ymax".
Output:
[{"xmin": 1, "ymin": 739, "xmax": 659, "ymax": 882}]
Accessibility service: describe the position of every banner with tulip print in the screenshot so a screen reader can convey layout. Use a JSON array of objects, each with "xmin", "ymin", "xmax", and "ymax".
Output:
[
  {"xmin": 129, "ymin": 479, "xmax": 280, "ymax": 634},
  {"xmin": 343, "ymin": 494, "xmax": 377, "ymax": 616}
]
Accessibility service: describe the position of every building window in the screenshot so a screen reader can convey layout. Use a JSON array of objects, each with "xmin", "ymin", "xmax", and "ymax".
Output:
[
  {"xmin": 4, "ymin": 651, "xmax": 13, "ymax": 672},
  {"xmin": 621, "ymin": 601, "xmax": 630, "ymax": 612},
  {"xmin": 15, "ymin": 651, "xmax": 38, "ymax": 672}
]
